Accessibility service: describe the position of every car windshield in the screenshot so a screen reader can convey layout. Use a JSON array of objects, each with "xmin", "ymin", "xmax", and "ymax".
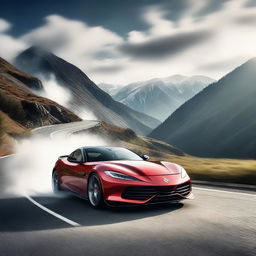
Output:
[{"xmin": 85, "ymin": 147, "xmax": 143, "ymax": 162}]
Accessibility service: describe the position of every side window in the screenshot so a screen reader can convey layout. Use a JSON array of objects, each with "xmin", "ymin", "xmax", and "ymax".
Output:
[
  {"xmin": 69, "ymin": 150, "xmax": 83, "ymax": 162},
  {"xmin": 74, "ymin": 150, "xmax": 83, "ymax": 162}
]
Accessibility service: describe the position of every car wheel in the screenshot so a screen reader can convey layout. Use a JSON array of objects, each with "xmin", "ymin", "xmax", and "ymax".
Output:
[
  {"xmin": 52, "ymin": 170, "xmax": 61, "ymax": 194},
  {"xmin": 88, "ymin": 173, "xmax": 104, "ymax": 208}
]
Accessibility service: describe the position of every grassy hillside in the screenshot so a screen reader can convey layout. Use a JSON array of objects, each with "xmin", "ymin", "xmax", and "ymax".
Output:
[
  {"xmin": 155, "ymin": 155, "xmax": 256, "ymax": 186},
  {"xmin": 0, "ymin": 111, "xmax": 28, "ymax": 156}
]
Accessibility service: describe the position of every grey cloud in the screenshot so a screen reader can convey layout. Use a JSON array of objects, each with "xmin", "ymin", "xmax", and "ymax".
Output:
[
  {"xmin": 90, "ymin": 64, "xmax": 124, "ymax": 73},
  {"xmin": 193, "ymin": 0, "xmax": 230, "ymax": 18},
  {"xmin": 119, "ymin": 30, "xmax": 213, "ymax": 60},
  {"xmin": 234, "ymin": 15, "xmax": 256, "ymax": 25},
  {"xmin": 93, "ymin": 49, "xmax": 122, "ymax": 60},
  {"xmin": 244, "ymin": 0, "xmax": 256, "ymax": 7}
]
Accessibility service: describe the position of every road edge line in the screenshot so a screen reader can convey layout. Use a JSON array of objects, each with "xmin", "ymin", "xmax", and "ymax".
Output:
[
  {"xmin": 25, "ymin": 195, "xmax": 81, "ymax": 227},
  {"xmin": 193, "ymin": 180, "xmax": 256, "ymax": 192},
  {"xmin": 193, "ymin": 187, "xmax": 256, "ymax": 197}
]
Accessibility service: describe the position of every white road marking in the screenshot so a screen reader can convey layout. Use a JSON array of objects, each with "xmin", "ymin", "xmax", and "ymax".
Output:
[
  {"xmin": 194, "ymin": 186, "xmax": 256, "ymax": 197},
  {"xmin": 25, "ymin": 195, "xmax": 81, "ymax": 227}
]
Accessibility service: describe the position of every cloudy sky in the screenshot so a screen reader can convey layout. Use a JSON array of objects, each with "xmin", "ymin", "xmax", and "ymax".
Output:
[{"xmin": 0, "ymin": 0, "xmax": 256, "ymax": 84}]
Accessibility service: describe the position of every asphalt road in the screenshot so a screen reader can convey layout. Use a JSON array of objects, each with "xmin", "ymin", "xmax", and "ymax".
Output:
[{"xmin": 0, "ymin": 121, "xmax": 255, "ymax": 256}]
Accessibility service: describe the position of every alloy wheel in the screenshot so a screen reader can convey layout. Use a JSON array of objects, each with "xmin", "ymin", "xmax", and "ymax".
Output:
[{"xmin": 88, "ymin": 175, "xmax": 102, "ymax": 207}]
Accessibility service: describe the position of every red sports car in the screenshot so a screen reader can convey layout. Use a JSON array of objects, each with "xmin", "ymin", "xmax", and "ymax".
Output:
[{"xmin": 52, "ymin": 147, "xmax": 194, "ymax": 207}]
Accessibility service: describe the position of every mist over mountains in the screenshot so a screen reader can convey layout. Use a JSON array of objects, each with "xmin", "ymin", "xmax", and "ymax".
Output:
[
  {"xmin": 150, "ymin": 58, "xmax": 256, "ymax": 159},
  {"xmin": 15, "ymin": 46, "xmax": 160, "ymax": 135},
  {"xmin": 99, "ymin": 75, "xmax": 215, "ymax": 121}
]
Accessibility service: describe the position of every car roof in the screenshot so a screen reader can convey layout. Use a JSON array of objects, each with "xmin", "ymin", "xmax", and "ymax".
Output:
[{"xmin": 79, "ymin": 146, "xmax": 125, "ymax": 151}]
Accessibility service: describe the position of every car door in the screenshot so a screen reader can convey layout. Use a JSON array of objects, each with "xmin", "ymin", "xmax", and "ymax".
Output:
[{"xmin": 61, "ymin": 149, "xmax": 87, "ymax": 195}]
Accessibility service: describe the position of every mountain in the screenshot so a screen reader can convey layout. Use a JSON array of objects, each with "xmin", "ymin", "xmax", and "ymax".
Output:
[
  {"xmin": 98, "ymin": 83, "xmax": 120, "ymax": 95},
  {"xmin": 101, "ymin": 75, "xmax": 214, "ymax": 121},
  {"xmin": 150, "ymin": 58, "xmax": 256, "ymax": 159},
  {"xmin": 15, "ymin": 47, "xmax": 160, "ymax": 135},
  {"xmin": 0, "ymin": 57, "xmax": 81, "ymax": 155},
  {"xmin": 0, "ymin": 57, "xmax": 80, "ymax": 128}
]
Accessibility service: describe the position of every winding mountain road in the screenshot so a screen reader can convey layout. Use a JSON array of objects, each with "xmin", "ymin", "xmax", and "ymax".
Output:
[{"xmin": 0, "ymin": 121, "xmax": 255, "ymax": 256}]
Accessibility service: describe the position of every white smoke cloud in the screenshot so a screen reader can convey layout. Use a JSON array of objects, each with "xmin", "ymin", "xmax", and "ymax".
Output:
[{"xmin": 4, "ymin": 130, "xmax": 107, "ymax": 196}]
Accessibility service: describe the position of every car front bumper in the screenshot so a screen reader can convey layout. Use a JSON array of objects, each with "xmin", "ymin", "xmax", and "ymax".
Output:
[{"xmin": 100, "ymin": 173, "xmax": 193, "ymax": 206}]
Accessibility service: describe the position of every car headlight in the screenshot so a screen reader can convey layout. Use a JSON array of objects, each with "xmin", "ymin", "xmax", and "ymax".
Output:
[
  {"xmin": 104, "ymin": 170, "xmax": 141, "ymax": 181},
  {"xmin": 180, "ymin": 166, "xmax": 188, "ymax": 178}
]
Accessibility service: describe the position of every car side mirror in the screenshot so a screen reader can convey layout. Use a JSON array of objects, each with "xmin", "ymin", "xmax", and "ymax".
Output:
[{"xmin": 142, "ymin": 155, "xmax": 149, "ymax": 161}]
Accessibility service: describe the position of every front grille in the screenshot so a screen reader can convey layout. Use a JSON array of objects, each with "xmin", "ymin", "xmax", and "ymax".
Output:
[{"xmin": 122, "ymin": 181, "xmax": 191, "ymax": 203}]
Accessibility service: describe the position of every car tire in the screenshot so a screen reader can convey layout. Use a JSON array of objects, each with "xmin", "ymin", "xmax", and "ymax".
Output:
[
  {"xmin": 52, "ymin": 170, "xmax": 61, "ymax": 194},
  {"xmin": 87, "ymin": 173, "xmax": 104, "ymax": 208}
]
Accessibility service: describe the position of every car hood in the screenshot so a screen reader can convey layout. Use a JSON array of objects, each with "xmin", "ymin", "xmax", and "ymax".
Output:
[{"xmin": 97, "ymin": 160, "xmax": 181, "ymax": 176}]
